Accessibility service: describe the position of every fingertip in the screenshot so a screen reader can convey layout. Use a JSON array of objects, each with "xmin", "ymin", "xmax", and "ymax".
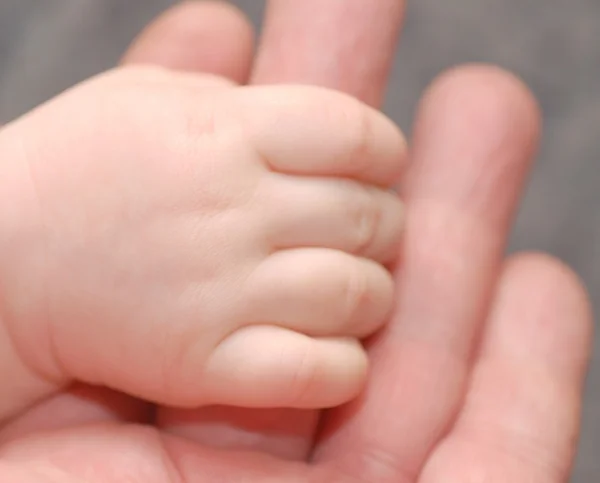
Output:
[
  {"xmin": 238, "ymin": 85, "xmax": 408, "ymax": 186},
  {"xmin": 203, "ymin": 326, "xmax": 369, "ymax": 408},
  {"xmin": 504, "ymin": 252, "xmax": 590, "ymax": 304},
  {"xmin": 423, "ymin": 252, "xmax": 592, "ymax": 482},
  {"xmin": 169, "ymin": 1, "xmax": 255, "ymax": 47},
  {"xmin": 407, "ymin": 63, "xmax": 542, "ymax": 222},
  {"xmin": 427, "ymin": 64, "xmax": 539, "ymax": 106},
  {"xmin": 122, "ymin": 0, "xmax": 255, "ymax": 82},
  {"xmin": 499, "ymin": 252, "xmax": 593, "ymax": 367},
  {"xmin": 419, "ymin": 64, "xmax": 541, "ymax": 147}
]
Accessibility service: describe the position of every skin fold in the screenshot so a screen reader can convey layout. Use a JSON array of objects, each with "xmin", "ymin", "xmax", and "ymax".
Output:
[{"xmin": 0, "ymin": 1, "xmax": 592, "ymax": 482}]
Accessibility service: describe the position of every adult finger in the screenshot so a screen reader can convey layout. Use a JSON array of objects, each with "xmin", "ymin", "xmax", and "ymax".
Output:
[
  {"xmin": 313, "ymin": 65, "xmax": 541, "ymax": 481},
  {"xmin": 121, "ymin": 1, "xmax": 254, "ymax": 83},
  {"xmin": 252, "ymin": 0, "xmax": 405, "ymax": 107},
  {"xmin": 420, "ymin": 254, "xmax": 592, "ymax": 482}
]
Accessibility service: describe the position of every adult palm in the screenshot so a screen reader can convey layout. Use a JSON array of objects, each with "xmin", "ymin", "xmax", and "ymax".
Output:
[{"xmin": 0, "ymin": 2, "xmax": 591, "ymax": 482}]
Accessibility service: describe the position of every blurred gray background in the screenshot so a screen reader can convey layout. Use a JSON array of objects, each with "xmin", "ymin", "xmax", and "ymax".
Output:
[{"xmin": 0, "ymin": 1, "xmax": 598, "ymax": 480}]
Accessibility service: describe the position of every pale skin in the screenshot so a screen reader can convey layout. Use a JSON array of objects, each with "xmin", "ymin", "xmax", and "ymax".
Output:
[
  {"xmin": 0, "ymin": 1, "xmax": 593, "ymax": 482},
  {"xmin": 0, "ymin": 66, "xmax": 406, "ymax": 411}
]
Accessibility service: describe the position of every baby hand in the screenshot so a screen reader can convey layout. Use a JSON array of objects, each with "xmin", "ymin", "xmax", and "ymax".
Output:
[{"xmin": 0, "ymin": 67, "xmax": 406, "ymax": 412}]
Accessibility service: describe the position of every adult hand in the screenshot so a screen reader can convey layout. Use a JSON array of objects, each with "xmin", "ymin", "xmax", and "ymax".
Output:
[{"xmin": 0, "ymin": 1, "xmax": 591, "ymax": 482}]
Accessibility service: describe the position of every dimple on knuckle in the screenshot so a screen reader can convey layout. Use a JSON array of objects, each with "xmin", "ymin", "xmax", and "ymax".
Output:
[
  {"xmin": 150, "ymin": 89, "xmax": 221, "ymax": 144},
  {"xmin": 320, "ymin": 95, "xmax": 371, "ymax": 169},
  {"xmin": 344, "ymin": 103, "xmax": 372, "ymax": 174},
  {"xmin": 341, "ymin": 261, "xmax": 372, "ymax": 321},
  {"xmin": 121, "ymin": 81, "xmax": 224, "ymax": 145},
  {"xmin": 348, "ymin": 185, "xmax": 381, "ymax": 255},
  {"xmin": 287, "ymin": 341, "xmax": 319, "ymax": 404}
]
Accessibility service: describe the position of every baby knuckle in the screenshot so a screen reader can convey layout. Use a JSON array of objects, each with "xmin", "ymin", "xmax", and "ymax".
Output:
[
  {"xmin": 326, "ymin": 97, "xmax": 372, "ymax": 176},
  {"xmin": 107, "ymin": 85, "xmax": 249, "ymax": 211},
  {"xmin": 149, "ymin": 90, "xmax": 221, "ymax": 144},
  {"xmin": 347, "ymin": 184, "xmax": 381, "ymax": 255},
  {"xmin": 173, "ymin": 95, "xmax": 223, "ymax": 143},
  {"xmin": 341, "ymin": 261, "xmax": 372, "ymax": 321},
  {"xmin": 347, "ymin": 104, "xmax": 373, "ymax": 172},
  {"xmin": 318, "ymin": 93, "xmax": 371, "ymax": 166},
  {"xmin": 286, "ymin": 340, "xmax": 319, "ymax": 404},
  {"xmin": 114, "ymin": 79, "xmax": 226, "ymax": 145}
]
